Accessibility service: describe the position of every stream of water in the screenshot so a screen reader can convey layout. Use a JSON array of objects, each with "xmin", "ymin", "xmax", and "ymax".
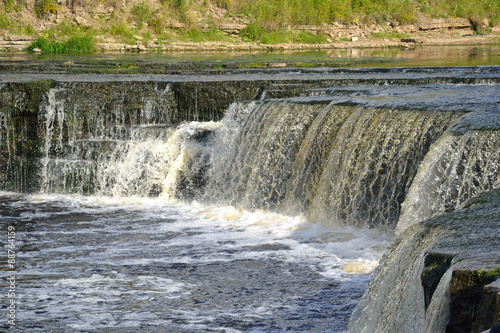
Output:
[
  {"xmin": 1, "ymin": 193, "xmax": 388, "ymax": 332},
  {"xmin": 1, "ymin": 63, "xmax": 499, "ymax": 332}
]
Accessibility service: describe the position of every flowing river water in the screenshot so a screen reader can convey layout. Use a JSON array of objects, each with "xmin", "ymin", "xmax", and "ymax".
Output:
[
  {"xmin": 1, "ymin": 193, "xmax": 387, "ymax": 332},
  {"xmin": 1, "ymin": 56, "xmax": 499, "ymax": 332}
]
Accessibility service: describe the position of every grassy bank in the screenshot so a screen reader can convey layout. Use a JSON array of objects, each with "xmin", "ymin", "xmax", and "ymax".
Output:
[
  {"xmin": 0, "ymin": 0, "xmax": 499, "ymax": 53},
  {"xmin": 27, "ymin": 34, "xmax": 95, "ymax": 54}
]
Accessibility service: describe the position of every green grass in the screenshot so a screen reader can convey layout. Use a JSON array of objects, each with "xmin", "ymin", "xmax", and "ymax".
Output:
[
  {"xmin": 416, "ymin": 0, "xmax": 500, "ymax": 31},
  {"xmin": 23, "ymin": 23, "xmax": 36, "ymax": 35},
  {"xmin": 233, "ymin": 0, "xmax": 417, "ymax": 29},
  {"xmin": 130, "ymin": 1, "xmax": 154, "ymax": 28},
  {"xmin": 0, "ymin": 11, "xmax": 10, "ymax": 30},
  {"xmin": 2, "ymin": 0, "xmax": 499, "ymax": 54},
  {"xmin": 27, "ymin": 35, "xmax": 96, "ymax": 54},
  {"xmin": 295, "ymin": 31, "xmax": 329, "ymax": 44},
  {"xmin": 109, "ymin": 22, "xmax": 136, "ymax": 44},
  {"xmin": 231, "ymin": 0, "xmax": 499, "ymax": 33},
  {"xmin": 241, "ymin": 25, "xmax": 329, "ymax": 44},
  {"xmin": 179, "ymin": 27, "xmax": 231, "ymax": 42},
  {"xmin": 260, "ymin": 31, "xmax": 290, "ymax": 44}
]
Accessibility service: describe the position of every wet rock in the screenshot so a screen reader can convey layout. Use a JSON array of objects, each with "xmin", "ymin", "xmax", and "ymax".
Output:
[
  {"xmin": 448, "ymin": 269, "xmax": 500, "ymax": 333},
  {"xmin": 349, "ymin": 188, "xmax": 500, "ymax": 333},
  {"xmin": 401, "ymin": 37, "xmax": 425, "ymax": 44},
  {"xmin": 421, "ymin": 253, "xmax": 454, "ymax": 309}
]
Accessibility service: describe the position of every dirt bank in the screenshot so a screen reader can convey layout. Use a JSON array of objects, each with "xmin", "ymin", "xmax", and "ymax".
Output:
[{"xmin": 0, "ymin": 0, "xmax": 499, "ymax": 53}]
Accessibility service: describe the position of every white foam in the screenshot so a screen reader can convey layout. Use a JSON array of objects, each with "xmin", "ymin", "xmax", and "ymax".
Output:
[
  {"xmin": 19, "ymin": 194, "xmax": 390, "ymax": 278},
  {"xmin": 56, "ymin": 273, "xmax": 186, "ymax": 295},
  {"xmin": 8, "ymin": 194, "xmax": 390, "ymax": 331}
]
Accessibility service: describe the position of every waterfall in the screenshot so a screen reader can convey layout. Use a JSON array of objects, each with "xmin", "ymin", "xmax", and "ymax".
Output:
[
  {"xmin": 347, "ymin": 223, "xmax": 433, "ymax": 333},
  {"xmin": 2, "ymin": 66, "xmax": 500, "ymax": 333},
  {"xmin": 347, "ymin": 221, "xmax": 456, "ymax": 333},
  {"xmin": 306, "ymin": 107, "xmax": 461, "ymax": 229},
  {"xmin": 96, "ymin": 122, "xmax": 217, "ymax": 199},
  {"xmin": 37, "ymin": 85, "xmax": 215, "ymax": 198},
  {"xmin": 2, "ymin": 70, "xmax": 500, "ymax": 333},
  {"xmin": 32, "ymin": 83, "xmax": 500, "ymax": 234},
  {"xmin": 397, "ymin": 130, "xmax": 500, "ymax": 233},
  {"xmin": 205, "ymin": 100, "xmax": 462, "ymax": 229}
]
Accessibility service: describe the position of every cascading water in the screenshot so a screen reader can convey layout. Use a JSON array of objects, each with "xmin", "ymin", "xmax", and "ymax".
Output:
[
  {"xmin": 37, "ymin": 85, "xmax": 216, "ymax": 199},
  {"xmin": 1, "ymin": 66, "xmax": 499, "ymax": 332},
  {"xmin": 205, "ymin": 100, "xmax": 462, "ymax": 229},
  {"xmin": 397, "ymin": 130, "xmax": 500, "ymax": 233}
]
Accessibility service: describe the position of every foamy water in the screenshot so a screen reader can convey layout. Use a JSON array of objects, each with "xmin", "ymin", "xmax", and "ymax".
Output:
[{"xmin": 1, "ymin": 192, "xmax": 389, "ymax": 332}]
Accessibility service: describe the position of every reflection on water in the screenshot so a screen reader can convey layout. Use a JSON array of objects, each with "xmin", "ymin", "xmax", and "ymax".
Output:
[
  {"xmin": 0, "ymin": 45, "xmax": 499, "ymax": 68},
  {"xmin": 366, "ymin": 45, "xmax": 500, "ymax": 67}
]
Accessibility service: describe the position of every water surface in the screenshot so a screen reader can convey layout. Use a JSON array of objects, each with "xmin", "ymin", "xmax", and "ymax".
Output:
[{"xmin": 1, "ymin": 193, "xmax": 388, "ymax": 332}]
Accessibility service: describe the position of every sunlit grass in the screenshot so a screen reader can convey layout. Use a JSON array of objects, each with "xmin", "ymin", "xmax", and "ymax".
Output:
[{"xmin": 27, "ymin": 35, "xmax": 96, "ymax": 54}]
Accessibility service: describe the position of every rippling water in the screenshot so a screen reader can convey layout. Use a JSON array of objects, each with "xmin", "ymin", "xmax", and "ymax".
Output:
[{"xmin": 0, "ymin": 193, "xmax": 389, "ymax": 332}]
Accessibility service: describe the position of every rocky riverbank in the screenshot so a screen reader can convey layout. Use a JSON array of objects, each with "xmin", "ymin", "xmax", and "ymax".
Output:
[{"xmin": 1, "ymin": 2, "xmax": 500, "ymax": 53}]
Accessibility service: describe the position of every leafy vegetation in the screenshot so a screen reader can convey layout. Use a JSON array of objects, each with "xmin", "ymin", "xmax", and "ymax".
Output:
[
  {"xmin": 0, "ymin": 11, "xmax": 10, "ymax": 30},
  {"xmin": 233, "ymin": 0, "xmax": 418, "ymax": 28},
  {"xmin": 0, "ymin": 0, "xmax": 499, "ymax": 54},
  {"xmin": 34, "ymin": 0, "xmax": 59, "ymax": 18},
  {"xmin": 234, "ymin": 0, "xmax": 499, "ymax": 28},
  {"xmin": 27, "ymin": 34, "xmax": 96, "ymax": 54},
  {"xmin": 371, "ymin": 31, "xmax": 411, "ymax": 39},
  {"xmin": 130, "ymin": 1, "xmax": 154, "ymax": 28},
  {"xmin": 179, "ymin": 27, "xmax": 231, "ymax": 42},
  {"xmin": 108, "ymin": 22, "xmax": 136, "ymax": 44},
  {"xmin": 241, "ymin": 24, "xmax": 329, "ymax": 44}
]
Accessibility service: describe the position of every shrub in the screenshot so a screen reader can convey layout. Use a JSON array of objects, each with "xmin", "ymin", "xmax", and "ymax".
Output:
[
  {"xmin": 28, "ymin": 35, "xmax": 95, "ymax": 54},
  {"xmin": 35, "ymin": 0, "xmax": 59, "ymax": 18},
  {"xmin": 0, "ymin": 11, "xmax": 10, "ymax": 29},
  {"xmin": 131, "ymin": 1, "xmax": 154, "ymax": 28}
]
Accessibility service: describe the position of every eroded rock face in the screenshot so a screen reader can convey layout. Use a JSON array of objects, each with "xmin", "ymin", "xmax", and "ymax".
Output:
[
  {"xmin": 447, "ymin": 269, "xmax": 500, "ymax": 333},
  {"xmin": 348, "ymin": 188, "xmax": 500, "ymax": 333}
]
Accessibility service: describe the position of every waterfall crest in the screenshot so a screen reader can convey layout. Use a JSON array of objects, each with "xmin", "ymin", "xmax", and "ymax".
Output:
[
  {"xmin": 32, "ymin": 84, "xmax": 500, "ymax": 234},
  {"xmin": 306, "ymin": 107, "xmax": 460, "ymax": 228},
  {"xmin": 204, "ymin": 100, "xmax": 352, "ymax": 210}
]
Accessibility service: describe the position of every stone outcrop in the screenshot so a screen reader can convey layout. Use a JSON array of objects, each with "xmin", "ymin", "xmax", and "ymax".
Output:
[
  {"xmin": 418, "ymin": 17, "xmax": 471, "ymax": 31},
  {"xmin": 349, "ymin": 188, "xmax": 500, "ymax": 333},
  {"xmin": 0, "ymin": 35, "xmax": 34, "ymax": 52},
  {"xmin": 447, "ymin": 269, "xmax": 500, "ymax": 333}
]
